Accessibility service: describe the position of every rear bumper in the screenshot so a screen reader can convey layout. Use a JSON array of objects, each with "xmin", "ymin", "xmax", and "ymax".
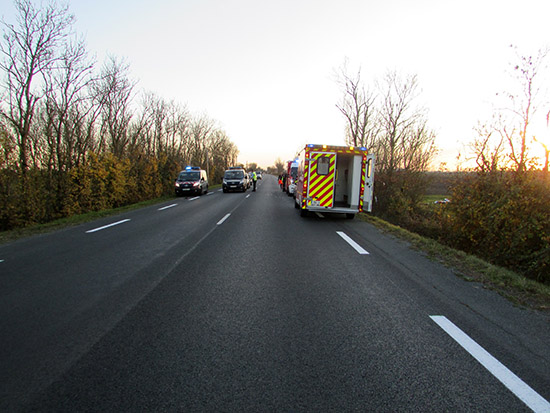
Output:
[
  {"xmin": 223, "ymin": 183, "xmax": 245, "ymax": 191},
  {"xmin": 304, "ymin": 206, "xmax": 360, "ymax": 214}
]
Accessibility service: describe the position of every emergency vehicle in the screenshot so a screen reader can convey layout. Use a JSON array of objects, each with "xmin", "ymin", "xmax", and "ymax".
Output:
[
  {"xmin": 285, "ymin": 159, "xmax": 299, "ymax": 196},
  {"xmin": 294, "ymin": 144, "xmax": 375, "ymax": 218},
  {"xmin": 174, "ymin": 166, "xmax": 209, "ymax": 196}
]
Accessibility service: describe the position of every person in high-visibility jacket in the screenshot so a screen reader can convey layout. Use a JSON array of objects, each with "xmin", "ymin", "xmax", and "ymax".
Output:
[{"xmin": 252, "ymin": 171, "xmax": 257, "ymax": 191}]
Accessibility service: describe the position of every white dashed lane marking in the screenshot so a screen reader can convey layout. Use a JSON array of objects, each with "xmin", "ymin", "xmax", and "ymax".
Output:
[
  {"xmin": 86, "ymin": 219, "xmax": 131, "ymax": 233},
  {"xmin": 158, "ymin": 204, "xmax": 177, "ymax": 211},
  {"xmin": 431, "ymin": 315, "xmax": 550, "ymax": 413},
  {"xmin": 336, "ymin": 231, "xmax": 369, "ymax": 255},
  {"xmin": 217, "ymin": 214, "xmax": 231, "ymax": 226}
]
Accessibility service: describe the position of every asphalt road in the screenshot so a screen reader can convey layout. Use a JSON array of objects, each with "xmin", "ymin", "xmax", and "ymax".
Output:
[{"xmin": 1, "ymin": 175, "xmax": 549, "ymax": 412}]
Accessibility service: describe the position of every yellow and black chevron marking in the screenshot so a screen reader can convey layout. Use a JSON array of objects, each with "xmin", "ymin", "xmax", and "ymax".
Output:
[{"xmin": 308, "ymin": 152, "xmax": 336, "ymax": 208}]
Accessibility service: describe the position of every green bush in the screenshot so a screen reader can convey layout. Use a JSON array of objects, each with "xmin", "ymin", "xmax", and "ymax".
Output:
[
  {"xmin": 0, "ymin": 151, "xmax": 182, "ymax": 231},
  {"xmin": 444, "ymin": 172, "xmax": 550, "ymax": 284}
]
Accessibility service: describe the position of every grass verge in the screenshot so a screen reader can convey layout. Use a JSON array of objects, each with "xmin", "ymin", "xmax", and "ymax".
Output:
[{"xmin": 358, "ymin": 213, "xmax": 550, "ymax": 312}]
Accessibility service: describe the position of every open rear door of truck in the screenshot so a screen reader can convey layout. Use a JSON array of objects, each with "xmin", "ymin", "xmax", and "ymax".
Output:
[
  {"xmin": 307, "ymin": 151, "xmax": 337, "ymax": 208},
  {"xmin": 363, "ymin": 154, "xmax": 375, "ymax": 212}
]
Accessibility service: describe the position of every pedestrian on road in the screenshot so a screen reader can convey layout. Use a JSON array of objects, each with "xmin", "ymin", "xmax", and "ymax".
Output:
[{"xmin": 252, "ymin": 171, "xmax": 257, "ymax": 191}]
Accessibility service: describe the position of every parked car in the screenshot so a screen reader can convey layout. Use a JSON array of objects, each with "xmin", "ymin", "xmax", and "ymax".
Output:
[
  {"xmin": 174, "ymin": 166, "xmax": 209, "ymax": 196},
  {"xmin": 222, "ymin": 168, "xmax": 248, "ymax": 192}
]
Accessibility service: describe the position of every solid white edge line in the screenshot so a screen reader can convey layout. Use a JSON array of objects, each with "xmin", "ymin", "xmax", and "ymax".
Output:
[
  {"xmin": 217, "ymin": 213, "xmax": 231, "ymax": 226},
  {"xmin": 86, "ymin": 219, "xmax": 131, "ymax": 233},
  {"xmin": 158, "ymin": 204, "xmax": 177, "ymax": 211},
  {"xmin": 430, "ymin": 315, "xmax": 550, "ymax": 413},
  {"xmin": 336, "ymin": 231, "xmax": 369, "ymax": 255}
]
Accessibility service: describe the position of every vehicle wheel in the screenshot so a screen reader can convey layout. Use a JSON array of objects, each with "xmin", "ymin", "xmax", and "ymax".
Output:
[
  {"xmin": 294, "ymin": 199, "xmax": 299, "ymax": 209},
  {"xmin": 223, "ymin": 188, "xmax": 227, "ymax": 193},
  {"xmin": 300, "ymin": 208, "xmax": 308, "ymax": 217},
  {"xmin": 346, "ymin": 213, "xmax": 355, "ymax": 220}
]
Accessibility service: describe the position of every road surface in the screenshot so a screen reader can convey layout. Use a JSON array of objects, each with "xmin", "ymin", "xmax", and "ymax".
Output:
[{"xmin": 1, "ymin": 175, "xmax": 549, "ymax": 412}]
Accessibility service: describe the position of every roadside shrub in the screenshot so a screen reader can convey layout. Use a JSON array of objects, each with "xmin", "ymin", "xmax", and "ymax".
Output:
[{"xmin": 444, "ymin": 172, "xmax": 550, "ymax": 284}]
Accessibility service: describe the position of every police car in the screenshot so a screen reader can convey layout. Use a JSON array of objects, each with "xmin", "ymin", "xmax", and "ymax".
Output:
[
  {"xmin": 222, "ymin": 167, "xmax": 248, "ymax": 192},
  {"xmin": 174, "ymin": 166, "xmax": 209, "ymax": 196}
]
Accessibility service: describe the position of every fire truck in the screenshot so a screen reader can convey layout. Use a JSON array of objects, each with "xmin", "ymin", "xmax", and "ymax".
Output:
[{"xmin": 294, "ymin": 144, "xmax": 375, "ymax": 218}]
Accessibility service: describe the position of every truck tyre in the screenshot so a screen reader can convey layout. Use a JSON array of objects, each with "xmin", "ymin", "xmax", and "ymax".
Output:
[
  {"xmin": 346, "ymin": 213, "xmax": 355, "ymax": 220},
  {"xmin": 300, "ymin": 208, "xmax": 308, "ymax": 217}
]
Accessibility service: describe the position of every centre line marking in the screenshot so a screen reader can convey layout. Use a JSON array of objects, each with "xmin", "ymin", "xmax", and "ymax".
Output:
[
  {"xmin": 246, "ymin": 194, "xmax": 251, "ymax": 198},
  {"xmin": 188, "ymin": 196, "xmax": 200, "ymax": 201},
  {"xmin": 336, "ymin": 231, "xmax": 369, "ymax": 255},
  {"xmin": 86, "ymin": 219, "xmax": 131, "ymax": 233},
  {"xmin": 158, "ymin": 204, "xmax": 177, "ymax": 211},
  {"xmin": 430, "ymin": 315, "xmax": 550, "ymax": 413},
  {"xmin": 207, "ymin": 192, "xmax": 214, "ymax": 195},
  {"xmin": 217, "ymin": 213, "xmax": 231, "ymax": 226}
]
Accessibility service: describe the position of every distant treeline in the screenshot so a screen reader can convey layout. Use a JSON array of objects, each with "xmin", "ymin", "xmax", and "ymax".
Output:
[{"xmin": 0, "ymin": 1, "xmax": 238, "ymax": 230}]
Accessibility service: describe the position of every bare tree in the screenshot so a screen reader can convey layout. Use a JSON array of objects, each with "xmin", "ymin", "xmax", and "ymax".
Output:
[
  {"xmin": 94, "ymin": 55, "xmax": 135, "ymax": 157},
  {"xmin": 498, "ymin": 46, "xmax": 549, "ymax": 172},
  {"xmin": 543, "ymin": 110, "xmax": 550, "ymax": 172},
  {"xmin": 336, "ymin": 68, "xmax": 437, "ymax": 216},
  {"xmin": 375, "ymin": 71, "xmax": 435, "ymax": 174},
  {"xmin": 0, "ymin": 0, "xmax": 74, "ymax": 173},
  {"xmin": 43, "ymin": 35, "xmax": 95, "ymax": 172},
  {"xmin": 188, "ymin": 114, "xmax": 215, "ymax": 167},
  {"xmin": 469, "ymin": 119, "xmax": 505, "ymax": 172},
  {"xmin": 335, "ymin": 61, "xmax": 378, "ymax": 149},
  {"xmin": 274, "ymin": 157, "xmax": 285, "ymax": 175}
]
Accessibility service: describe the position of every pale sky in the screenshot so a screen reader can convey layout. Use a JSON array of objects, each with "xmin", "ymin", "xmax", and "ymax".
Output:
[{"xmin": 2, "ymin": 0, "xmax": 549, "ymax": 169}]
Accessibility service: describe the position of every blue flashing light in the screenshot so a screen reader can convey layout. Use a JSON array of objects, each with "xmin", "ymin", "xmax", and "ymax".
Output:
[
  {"xmin": 307, "ymin": 144, "xmax": 315, "ymax": 148},
  {"xmin": 360, "ymin": 147, "xmax": 367, "ymax": 151}
]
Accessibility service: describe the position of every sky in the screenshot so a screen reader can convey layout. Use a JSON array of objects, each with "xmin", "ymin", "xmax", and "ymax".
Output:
[{"xmin": 1, "ymin": 0, "xmax": 549, "ymax": 169}]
